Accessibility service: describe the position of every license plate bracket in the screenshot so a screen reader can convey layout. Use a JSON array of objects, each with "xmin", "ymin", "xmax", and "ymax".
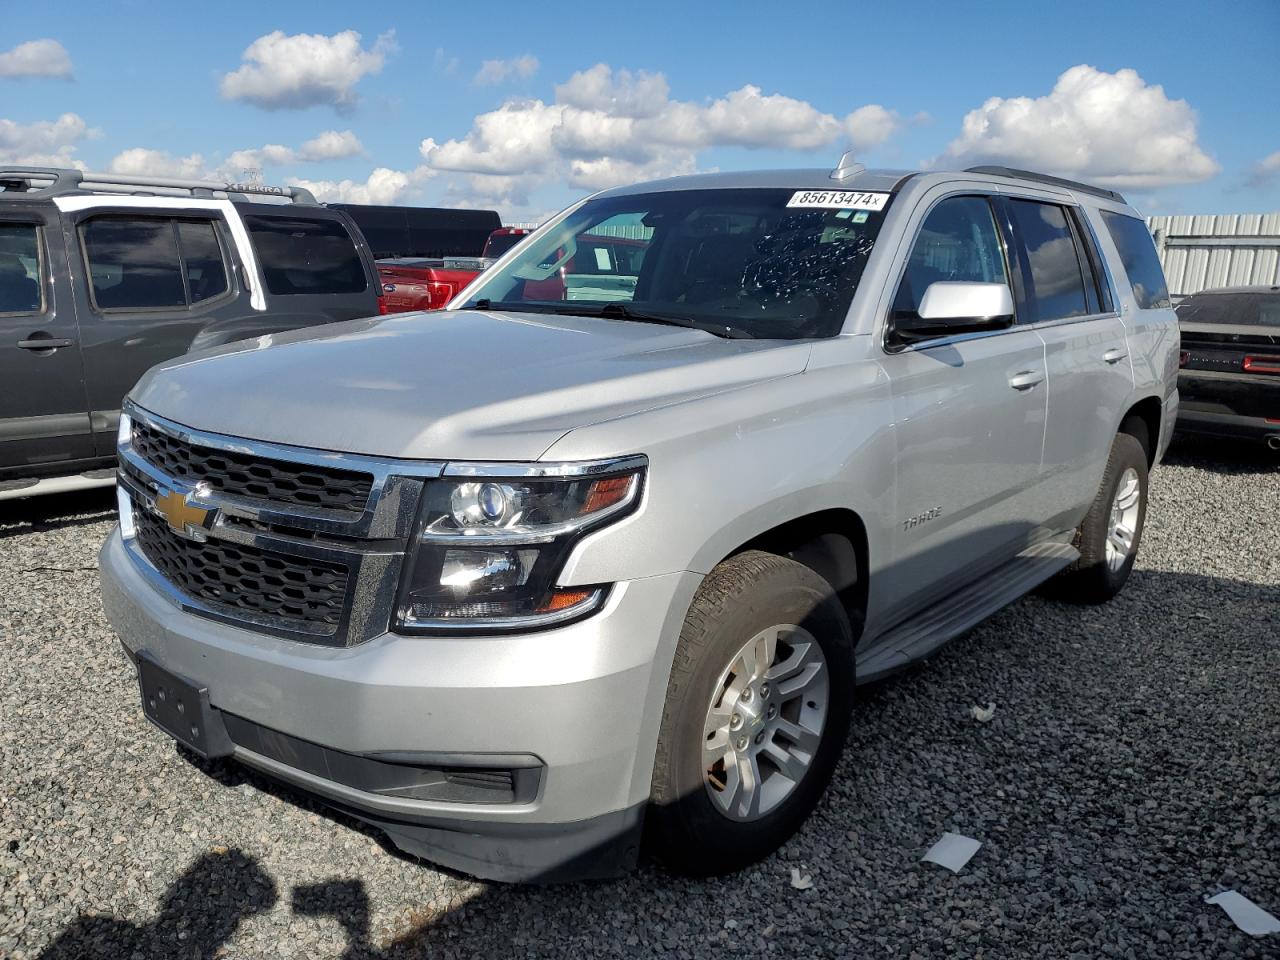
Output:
[{"xmin": 136, "ymin": 652, "xmax": 234, "ymax": 759}]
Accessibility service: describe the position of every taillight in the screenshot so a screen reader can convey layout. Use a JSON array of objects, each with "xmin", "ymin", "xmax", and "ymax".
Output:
[
  {"xmin": 1243, "ymin": 355, "xmax": 1280, "ymax": 374},
  {"xmin": 1179, "ymin": 350, "xmax": 1190, "ymax": 367},
  {"xmin": 425, "ymin": 281, "xmax": 455, "ymax": 310}
]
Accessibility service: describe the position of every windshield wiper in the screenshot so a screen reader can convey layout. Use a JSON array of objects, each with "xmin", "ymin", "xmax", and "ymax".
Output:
[
  {"xmin": 466, "ymin": 299, "xmax": 754, "ymax": 338},
  {"xmin": 591, "ymin": 302, "xmax": 754, "ymax": 339}
]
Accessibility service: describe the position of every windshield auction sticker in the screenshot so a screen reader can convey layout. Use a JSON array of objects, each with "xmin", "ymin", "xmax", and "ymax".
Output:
[{"xmin": 787, "ymin": 190, "xmax": 890, "ymax": 211}]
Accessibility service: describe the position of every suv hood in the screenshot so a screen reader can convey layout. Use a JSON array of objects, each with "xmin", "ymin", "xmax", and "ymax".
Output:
[{"xmin": 131, "ymin": 309, "xmax": 811, "ymax": 461}]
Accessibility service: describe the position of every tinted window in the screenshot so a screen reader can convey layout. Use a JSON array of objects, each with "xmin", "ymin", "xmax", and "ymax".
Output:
[
  {"xmin": 83, "ymin": 218, "xmax": 186, "ymax": 309},
  {"xmin": 893, "ymin": 196, "xmax": 1007, "ymax": 317},
  {"xmin": 1176, "ymin": 292, "xmax": 1280, "ymax": 327},
  {"xmin": 1101, "ymin": 212, "xmax": 1171, "ymax": 310},
  {"xmin": 0, "ymin": 223, "xmax": 43, "ymax": 314},
  {"xmin": 176, "ymin": 220, "xmax": 228, "ymax": 303},
  {"xmin": 1066, "ymin": 208, "xmax": 1114, "ymax": 315},
  {"xmin": 245, "ymin": 216, "xmax": 368, "ymax": 295},
  {"xmin": 483, "ymin": 232, "xmax": 527, "ymax": 257},
  {"xmin": 1007, "ymin": 200, "xmax": 1088, "ymax": 322},
  {"xmin": 466, "ymin": 188, "xmax": 892, "ymax": 339}
]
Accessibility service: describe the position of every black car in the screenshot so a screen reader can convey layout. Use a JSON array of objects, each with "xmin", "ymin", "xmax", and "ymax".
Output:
[
  {"xmin": 0, "ymin": 167, "xmax": 383, "ymax": 499},
  {"xmin": 1175, "ymin": 285, "xmax": 1280, "ymax": 448}
]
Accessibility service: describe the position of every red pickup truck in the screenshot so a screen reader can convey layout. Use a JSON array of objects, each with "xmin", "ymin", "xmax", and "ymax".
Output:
[{"xmin": 377, "ymin": 227, "xmax": 531, "ymax": 313}]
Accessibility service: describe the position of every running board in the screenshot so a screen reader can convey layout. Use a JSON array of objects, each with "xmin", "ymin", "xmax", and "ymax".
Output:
[
  {"xmin": 0, "ymin": 471, "xmax": 116, "ymax": 502},
  {"xmin": 856, "ymin": 541, "xmax": 1079, "ymax": 684}
]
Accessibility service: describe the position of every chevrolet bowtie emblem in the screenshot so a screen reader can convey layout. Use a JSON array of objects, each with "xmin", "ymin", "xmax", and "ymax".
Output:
[{"xmin": 153, "ymin": 488, "xmax": 214, "ymax": 540}]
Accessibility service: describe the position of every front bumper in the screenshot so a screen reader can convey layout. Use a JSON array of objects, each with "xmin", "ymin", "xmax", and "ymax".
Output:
[{"xmin": 100, "ymin": 529, "xmax": 700, "ymax": 881}]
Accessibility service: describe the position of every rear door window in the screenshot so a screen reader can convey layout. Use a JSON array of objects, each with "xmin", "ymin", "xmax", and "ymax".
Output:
[
  {"xmin": 0, "ymin": 222, "xmax": 44, "ymax": 314},
  {"xmin": 82, "ymin": 218, "xmax": 187, "ymax": 309},
  {"xmin": 1005, "ymin": 200, "xmax": 1089, "ymax": 323},
  {"xmin": 244, "ymin": 215, "xmax": 368, "ymax": 295},
  {"xmin": 81, "ymin": 216, "xmax": 231, "ymax": 311},
  {"xmin": 1101, "ymin": 211, "xmax": 1171, "ymax": 310},
  {"xmin": 1066, "ymin": 208, "xmax": 1114, "ymax": 315}
]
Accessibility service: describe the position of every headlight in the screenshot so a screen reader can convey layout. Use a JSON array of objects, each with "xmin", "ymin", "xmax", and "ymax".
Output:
[{"xmin": 394, "ymin": 456, "xmax": 645, "ymax": 633}]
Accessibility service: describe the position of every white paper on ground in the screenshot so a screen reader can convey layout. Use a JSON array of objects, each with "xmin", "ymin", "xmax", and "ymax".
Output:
[
  {"xmin": 789, "ymin": 866, "xmax": 814, "ymax": 890},
  {"xmin": 921, "ymin": 833, "xmax": 982, "ymax": 873},
  {"xmin": 1206, "ymin": 891, "xmax": 1280, "ymax": 937},
  {"xmin": 969, "ymin": 702, "xmax": 996, "ymax": 723}
]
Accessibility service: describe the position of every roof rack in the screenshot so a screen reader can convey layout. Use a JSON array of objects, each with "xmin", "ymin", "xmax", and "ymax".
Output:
[
  {"xmin": 0, "ymin": 166, "xmax": 318, "ymax": 204},
  {"xmin": 964, "ymin": 165, "xmax": 1126, "ymax": 204}
]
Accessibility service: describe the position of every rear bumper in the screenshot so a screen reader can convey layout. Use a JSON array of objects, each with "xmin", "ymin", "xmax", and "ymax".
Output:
[
  {"xmin": 1175, "ymin": 405, "xmax": 1280, "ymax": 443},
  {"xmin": 100, "ymin": 528, "xmax": 700, "ymax": 880}
]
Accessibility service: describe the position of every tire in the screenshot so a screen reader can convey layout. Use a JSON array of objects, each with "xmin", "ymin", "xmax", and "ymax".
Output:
[
  {"xmin": 646, "ymin": 550, "xmax": 855, "ymax": 876},
  {"xmin": 1044, "ymin": 432, "xmax": 1149, "ymax": 604}
]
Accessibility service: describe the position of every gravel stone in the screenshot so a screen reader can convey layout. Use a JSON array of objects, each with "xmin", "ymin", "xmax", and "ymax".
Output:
[{"xmin": 1, "ymin": 436, "xmax": 1276, "ymax": 958}]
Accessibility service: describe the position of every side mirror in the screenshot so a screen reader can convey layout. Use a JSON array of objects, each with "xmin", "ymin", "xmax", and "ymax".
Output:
[{"xmin": 893, "ymin": 281, "xmax": 1015, "ymax": 344}]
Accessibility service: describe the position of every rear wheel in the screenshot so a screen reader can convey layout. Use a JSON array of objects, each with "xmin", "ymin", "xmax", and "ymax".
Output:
[
  {"xmin": 647, "ymin": 551, "xmax": 855, "ymax": 875},
  {"xmin": 1045, "ymin": 432, "xmax": 1149, "ymax": 604}
]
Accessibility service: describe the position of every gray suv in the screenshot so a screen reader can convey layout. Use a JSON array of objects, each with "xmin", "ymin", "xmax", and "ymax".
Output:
[
  {"xmin": 0, "ymin": 167, "xmax": 381, "ymax": 501},
  {"xmin": 99, "ymin": 161, "xmax": 1179, "ymax": 882}
]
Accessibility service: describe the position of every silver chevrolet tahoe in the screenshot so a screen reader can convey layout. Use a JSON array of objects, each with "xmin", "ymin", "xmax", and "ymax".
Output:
[{"xmin": 99, "ymin": 161, "xmax": 1180, "ymax": 882}]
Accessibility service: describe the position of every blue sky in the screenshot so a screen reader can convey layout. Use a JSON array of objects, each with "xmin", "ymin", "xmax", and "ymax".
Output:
[{"xmin": 2, "ymin": 0, "xmax": 1278, "ymax": 221}]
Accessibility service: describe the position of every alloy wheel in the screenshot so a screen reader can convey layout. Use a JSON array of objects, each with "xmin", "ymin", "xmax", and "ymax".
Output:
[
  {"xmin": 702, "ymin": 624, "xmax": 829, "ymax": 822},
  {"xmin": 1105, "ymin": 467, "xmax": 1141, "ymax": 572}
]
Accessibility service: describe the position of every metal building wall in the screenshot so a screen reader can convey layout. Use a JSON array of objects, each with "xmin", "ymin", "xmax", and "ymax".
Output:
[{"xmin": 1146, "ymin": 213, "xmax": 1280, "ymax": 297}]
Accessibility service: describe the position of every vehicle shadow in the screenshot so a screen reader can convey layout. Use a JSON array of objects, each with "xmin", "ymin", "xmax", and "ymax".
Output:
[
  {"xmin": 0, "ymin": 487, "xmax": 116, "ymax": 540},
  {"xmin": 36, "ymin": 849, "xmax": 278, "ymax": 959},
  {"xmin": 1164, "ymin": 433, "xmax": 1278, "ymax": 475}
]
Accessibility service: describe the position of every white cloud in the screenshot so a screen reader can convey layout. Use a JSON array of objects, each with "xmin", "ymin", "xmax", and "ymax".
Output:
[
  {"xmin": 699, "ymin": 86, "xmax": 842, "ymax": 149},
  {"xmin": 1247, "ymin": 150, "xmax": 1280, "ymax": 189},
  {"xmin": 937, "ymin": 65, "xmax": 1219, "ymax": 189},
  {"xmin": 292, "ymin": 166, "xmax": 433, "ymax": 205},
  {"xmin": 109, "ymin": 148, "xmax": 207, "ymax": 179},
  {"xmin": 844, "ymin": 105, "xmax": 901, "ymax": 152},
  {"xmin": 420, "ymin": 63, "xmax": 901, "ymax": 198},
  {"xmin": 0, "ymin": 39, "xmax": 73, "ymax": 79},
  {"xmin": 220, "ymin": 29, "xmax": 394, "ymax": 110},
  {"xmin": 0, "ymin": 113, "xmax": 92, "ymax": 166},
  {"xmin": 474, "ymin": 54, "xmax": 539, "ymax": 86},
  {"xmin": 554, "ymin": 65, "xmax": 669, "ymax": 117},
  {"xmin": 298, "ymin": 129, "xmax": 364, "ymax": 160},
  {"xmin": 225, "ymin": 130, "xmax": 364, "ymax": 173}
]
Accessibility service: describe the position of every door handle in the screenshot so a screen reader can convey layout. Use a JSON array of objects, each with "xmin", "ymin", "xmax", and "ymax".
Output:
[
  {"xmin": 1102, "ymin": 348, "xmax": 1127, "ymax": 364},
  {"xmin": 1008, "ymin": 370, "xmax": 1044, "ymax": 391},
  {"xmin": 17, "ymin": 337, "xmax": 74, "ymax": 351}
]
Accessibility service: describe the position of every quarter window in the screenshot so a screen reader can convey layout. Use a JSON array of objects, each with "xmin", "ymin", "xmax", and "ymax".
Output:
[
  {"xmin": 244, "ymin": 216, "xmax": 368, "ymax": 296},
  {"xmin": 1101, "ymin": 211, "xmax": 1171, "ymax": 310},
  {"xmin": 893, "ymin": 196, "xmax": 1007, "ymax": 319},
  {"xmin": 0, "ymin": 222, "xmax": 44, "ymax": 315},
  {"xmin": 1006, "ymin": 200, "xmax": 1089, "ymax": 323},
  {"xmin": 176, "ymin": 220, "xmax": 229, "ymax": 303}
]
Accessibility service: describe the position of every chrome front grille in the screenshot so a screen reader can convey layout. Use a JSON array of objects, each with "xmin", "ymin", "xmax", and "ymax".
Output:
[
  {"xmin": 131, "ymin": 418, "xmax": 374, "ymax": 514},
  {"xmin": 117, "ymin": 403, "xmax": 443, "ymax": 646}
]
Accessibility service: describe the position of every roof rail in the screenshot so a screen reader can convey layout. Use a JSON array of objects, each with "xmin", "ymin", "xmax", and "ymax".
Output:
[
  {"xmin": 964, "ymin": 165, "xmax": 1126, "ymax": 204},
  {"xmin": 0, "ymin": 166, "xmax": 318, "ymax": 204}
]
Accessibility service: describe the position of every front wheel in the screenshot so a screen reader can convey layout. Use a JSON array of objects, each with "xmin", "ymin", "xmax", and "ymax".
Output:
[
  {"xmin": 646, "ymin": 551, "xmax": 855, "ymax": 876},
  {"xmin": 1045, "ymin": 431, "xmax": 1149, "ymax": 604}
]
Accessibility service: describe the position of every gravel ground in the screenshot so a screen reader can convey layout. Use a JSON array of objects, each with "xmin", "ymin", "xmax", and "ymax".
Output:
[{"xmin": 1, "ymin": 436, "xmax": 1277, "ymax": 959}]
